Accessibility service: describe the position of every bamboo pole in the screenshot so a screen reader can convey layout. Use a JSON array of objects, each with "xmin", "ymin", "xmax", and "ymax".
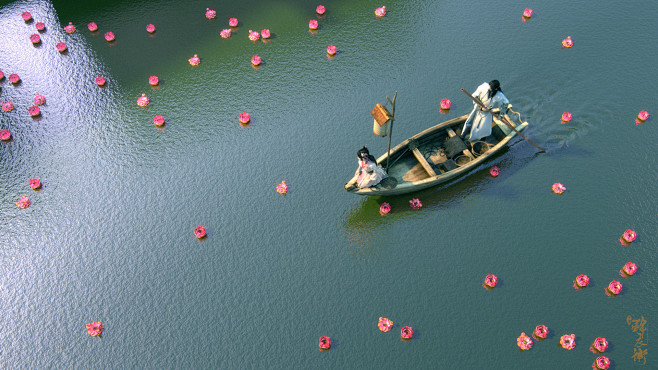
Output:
[{"xmin": 385, "ymin": 91, "xmax": 397, "ymax": 173}]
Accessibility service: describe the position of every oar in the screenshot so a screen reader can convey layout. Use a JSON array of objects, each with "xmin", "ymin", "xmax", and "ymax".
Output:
[{"xmin": 461, "ymin": 88, "xmax": 545, "ymax": 153}]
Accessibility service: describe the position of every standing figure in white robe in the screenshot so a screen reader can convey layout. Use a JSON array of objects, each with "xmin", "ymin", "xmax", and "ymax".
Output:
[
  {"xmin": 461, "ymin": 80, "xmax": 511, "ymax": 142},
  {"xmin": 349, "ymin": 146, "xmax": 387, "ymax": 188}
]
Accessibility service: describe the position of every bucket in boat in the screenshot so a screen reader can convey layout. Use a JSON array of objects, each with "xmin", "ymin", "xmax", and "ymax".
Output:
[
  {"xmin": 455, "ymin": 155, "xmax": 471, "ymax": 167},
  {"xmin": 470, "ymin": 141, "xmax": 491, "ymax": 156}
]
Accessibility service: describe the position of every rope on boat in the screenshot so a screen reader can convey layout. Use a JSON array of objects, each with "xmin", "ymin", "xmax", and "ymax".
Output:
[{"xmin": 508, "ymin": 108, "xmax": 524, "ymax": 124}]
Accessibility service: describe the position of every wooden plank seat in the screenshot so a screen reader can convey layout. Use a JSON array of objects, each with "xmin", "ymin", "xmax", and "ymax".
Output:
[{"xmin": 408, "ymin": 140, "xmax": 437, "ymax": 177}]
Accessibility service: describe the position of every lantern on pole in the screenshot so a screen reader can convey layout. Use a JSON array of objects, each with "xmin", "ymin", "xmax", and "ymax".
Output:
[{"xmin": 371, "ymin": 103, "xmax": 392, "ymax": 137}]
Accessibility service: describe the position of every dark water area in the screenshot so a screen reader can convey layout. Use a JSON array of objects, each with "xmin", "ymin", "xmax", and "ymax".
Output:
[{"xmin": 0, "ymin": 0, "xmax": 656, "ymax": 368}]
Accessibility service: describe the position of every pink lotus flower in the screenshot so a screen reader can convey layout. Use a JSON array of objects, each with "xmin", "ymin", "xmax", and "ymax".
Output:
[
  {"xmin": 552, "ymin": 182, "xmax": 566, "ymax": 194},
  {"xmin": 86, "ymin": 322, "xmax": 103, "ymax": 337},
  {"xmin": 560, "ymin": 334, "xmax": 576, "ymax": 350},
  {"xmin": 562, "ymin": 36, "xmax": 573, "ymax": 48},
  {"xmin": 104, "ymin": 31, "xmax": 115, "ymax": 42},
  {"xmin": 440, "ymin": 98, "xmax": 451, "ymax": 110},
  {"xmin": 64, "ymin": 22, "xmax": 76, "ymax": 33},
  {"xmin": 309, "ymin": 19, "xmax": 318, "ymax": 30},
  {"xmin": 261, "ymin": 29, "xmax": 271, "ymax": 39},
  {"xmin": 318, "ymin": 336, "xmax": 331, "ymax": 350},
  {"xmin": 0, "ymin": 129, "xmax": 11, "ymax": 141},
  {"xmin": 534, "ymin": 325, "xmax": 549, "ymax": 339},
  {"xmin": 621, "ymin": 229, "xmax": 636, "ymax": 243},
  {"xmin": 34, "ymin": 93, "xmax": 46, "ymax": 105},
  {"xmin": 378, "ymin": 317, "xmax": 393, "ymax": 332},
  {"xmin": 276, "ymin": 181, "xmax": 288, "ymax": 195},
  {"xmin": 401, "ymin": 326, "xmax": 413, "ymax": 340},
  {"xmin": 316, "ymin": 5, "xmax": 326, "ymax": 15},
  {"xmin": 30, "ymin": 33, "xmax": 40, "ymax": 44},
  {"xmin": 149, "ymin": 76, "xmax": 159, "ymax": 86},
  {"xmin": 153, "ymin": 115, "xmax": 165, "ymax": 127},
  {"xmin": 229, "ymin": 17, "xmax": 238, "ymax": 27},
  {"xmin": 591, "ymin": 337, "xmax": 609, "ymax": 353},
  {"xmin": 28, "ymin": 105, "xmax": 40, "ymax": 117},
  {"xmin": 16, "ymin": 194, "xmax": 31, "ymax": 209},
  {"xmin": 489, "ymin": 166, "xmax": 500, "ymax": 177},
  {"xmin": 250, "ymin": 55, "xmax": 262, "ymax": 66},
  {"xmin": 0, "ymin": 71, "xmax": 4, "ymax": 80},
  {"xmin": 523, "ymin": 8, "xmax": 533, "ymax": 18},
  {"xmin": 607, "ymin": 280, "xmax": 622, "ymax": 295},
  {"xmin": 88, "ymin": 22, "xmax": 98, "ymax": 32},
  {"xmin": 205, "ymin": 8, "xmax": 216, "ymax": 20},
  {"xmin": 56, "ymin": 42, "xmax": 67, "ymax": 52},
  {"xmin": 189, "ymin": 54, "xmax": 200, "ymax": 66},
  {"xmin": 2, "ymin": 101, "xmax": 14, "ymax": 112},
  {"xmin": 409, "ymin": 198, "xmax": 422, "ymax": 209},
  {"xmin": 220, "ymin": 29, "xmax": 231, "ymax": 39},
  {"xmin": 194, "ymin": 226, "xmax": 207, "ymax": 239},
  {"xmin": 137, "ymin": 94, "xmax": 149, "ymax": 107},
  {"xmin": 517, "ymin": 332, "xmax": 533, "ymax": 351},
  {"xmin": 146, "ymin": 24, "xmax": 156, "ymax": 33},
  {"xmin": 561, "ymin": 112, "xmax": 572, "ymax": 122},
  {"xmin": 379, "ymin": 202, "xmax": 391, "ymax": 216},
  {"xmin": 248, "ymin": 30, "xmax": 260, "ymax": 41},
  {"xmin": 21, "ymin": 11, "xmax": 32, "ymax": 22},
  {"xmin": 239, "ymin": 112, "xmax": 250, "ymax": 124},
  {"xmin": 484, "ymin": 274, "xmax": 498, "ymax": 288},
  {"xmin": 95, "ymin": 76, "xmax": 106, "ymax": 86},
  {"xmin": 637, "ymin": 110, "xmax": 649, "ymax": 121},
  {"xmin": 574, "ymin": 274, "xmax": 589, "ymax": 289},
  {"xmin": 326, "ymin": 45, "xmax": 337, "ymax": 55},
  {"xmin": 29, "ymin": 178, "xmax": 41, "ymax": 190},
  {"xmin": 375, "ymin": 6, "xmax": 387, "ymax": 17},
  {"xmin": 8, "ymin": 73, "xmax": 20, "ymax": 84},
  {"xmin": 35, "ymin": 22, "xmax": 45, "ymax": 31},
  {"xmin": 621, "ymin": 261, "xmax": 637, "ymax": 276},
  {"xmin": 594, "ymin": 356, "xmax": 610, "ymax": 370}
]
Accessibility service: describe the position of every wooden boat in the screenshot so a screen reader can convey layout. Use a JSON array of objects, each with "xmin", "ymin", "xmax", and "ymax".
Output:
[{"xmin": 344, "ymin": 113, "xmax": 528, "ymax": 196}]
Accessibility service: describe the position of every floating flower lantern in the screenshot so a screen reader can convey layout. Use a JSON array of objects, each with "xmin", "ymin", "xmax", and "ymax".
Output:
[
  {"xmin": 562, "ymin": 36, "xmax": 573, "ymax": 48},
  {"xmin": 591, "ymin": 337, "xmax": 608, "ymax": 353},
  {"xmin": 594, "ymin": 356, "xmax": 610, "ymax": 370},
  {"xmin": 189, "ymin": 54, "xmax": 200, "ymax": 66},
  {"xmin": 29, "ymin": 178, "xmax": 41, "ymax": 190},
  {"xmin": 326, "ymin": 45, "xmax": 337, "ymax": 56},
  {"xmin": 34, "ymin": 93, "xmax": 46, "ymax": 105},
  {"xmin": 2, "ymin": 101, "xmax": 14, "ymax": 112},
  {"xmin": 229, "ymin": 18, "xmax": 238, "ymax": 27},
  {"xmin": 517, "ymin": 332, "xmax": 533, "ymax": 351},
  {"xmin": 574, "ymin": 274, "xmax": 589, "ymax": 289},
  {"xmin": 261, "ymin": 29, "xmax": 271, "ymax": 39},
  {"xmin": 309, "ymin": 19, "xmax": 318, "ymax": 30},
  {"xmin": 560, "ymin": 334, "xmax": 576, "ymax": 350},
  {"xmin": 0, "ymin": 129, "xmax": 11, "ymax": 141},
  {"xmin": 153, "ymin": 115, "xmax": 165, "ymax": 127},
  {"xmin": 95, "ymin": 76, "xmax": 106, "ymax": 86},
  {"xmin": 378, "ymin": 317, "xmax": 393, "ymax": 332},
  {"xmin": 194, "ymin": 226, "xmax": 207, "ymax": 239},
  {"xmin": 28, "ymin": 105, "xmax": 40, "ymax": 117},
  {"xmin": 489, "ymin": 166, "xmax": 500, "ymax": 177},
  {"xmin": 379, "ymin": 202, "xmax": 391, "ymax": 216},
  {"xmin": 621, "ymin": 262, "xmax": 637, "ymax": 277},
  {"xmin": 88, "ymin": 22, "xmax": 98, "ymax": 32},
  {"xmin": 146, "ymin": 24, "xmax": 156, "ymax": 33},
  {"xmin": 401, "ymin": 326, "xmax": 413, "ymax": 340},
  {"xmin": 523, "ymin": 8, "xmax": 533, "ymax": 18},
  {"xmin": 30, "ymin": 33, "xmax": 41, "ymax": 44},
  {"xmin": 137, "ymin": 94, "xmax": 149, "ymax": 107},
  {"xmin": 0, "ymin": 71, "xmax": 4, "ymax": 80},
  {"xmin": 248, "ymin": 30, "xmax": 260, "ymax": 41},
  {"xmin": 534, "ymin": 325, "xmax": 549, "ymax": 340},
  {"xmin": 319, "ymin": 336, "xmax": 331, "ymax": 350},
  {"xmin": 606, "ymin": 280, "xmax": 622, "ymax": 295},
  {"xmin": 637, "ymin": 110, "xmax": 649, "ymax": 122},
  {"xmin": 64, "ymin": 22, "xmax": 76, "ymax": 33},
  {"xmin": 16, "ymin": 195, "xmax": 31, "ymax": 208},
  {"xmin": 250, "ymin": 55, "xmax": 262, "ymax": 66},
  {"xmin": 484, "ymin": 274, "xmax": 498, "ymax": 289},
  {"xmin": 205, "ymin": 8, "xmax": 216, "ymax": 20},
  {"xmin": 561, "ymin": 112, "xmax": 572, "ymax": 123},
  {"xmin": 86, "ymin": 322, "xmax": 103, "ymax": 337},
  {"xmin": 621, "ymin": 229, "xmax": 636, "ymax": 244},
  {"xmin": 409, "ymin": 198, "xmax": 422, "ymax": 209},
  {"xmin": 220, "ymin": 29, "xmax": 231, "ymax": 39},
  {"xmin": 276, "ymin": 181, "xmax": 288, "ymax": 195},
  {"xmin": 35, "ymin": 22, "xmax": 45, "ymax": 31},
  {"xmin": 104, "ymin": 31, "xmax": 115, "ymax": 42},
  {"xmin": 8, "ymin": 73, "xmax": 20, "ymax": 84},
  {"xmin": 316, "ymin": 5, "xmax": 326, "ymax": 15},
  {"xmin": 56, "ymin": 42, "xmax": 67, "ymax": 52},
  {"xmin": 21, "ymin": 11, "xmax": 32, "ymax": 22},
  {"xmin": 239, "ymin": 112, "xmax": 250, "ymax": 124},
  {"xmin": 552, "ymin": 182, "xmax": 566, "ymax": 194},
  {"xmin": 149, "ymin": 76, "xmax": 159, "ymax": 86},
  {"xmin": 375, "ymin": 6, "xmax": 387, "ymax": 17},
  {"xmin": 440, "ymin": 99, "xmax": 451, "ymax": 110}
]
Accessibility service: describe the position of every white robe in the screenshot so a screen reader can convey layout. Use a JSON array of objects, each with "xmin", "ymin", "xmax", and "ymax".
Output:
[
  {"xmin": 461, "ymin": 82, "xmax": 510, "ymax": 142},
  {"xmin": 352, "ymin": 159, "xmax": 387, "ymax": 188}
]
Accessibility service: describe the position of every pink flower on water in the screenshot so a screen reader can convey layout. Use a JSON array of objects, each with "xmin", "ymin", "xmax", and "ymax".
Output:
[
  {"xmin": 595, "ymin": 356, "xmax": 610, "ymax": 370},
  {"xmin": 28, "ymin": 105, "xmax": 40, "ymax": 117},
  {"xmin": 637, "ymin": 110, "xmax": 649, "ymax": 121},
  {"xmin": 409, "ymin": 198, "xmax": 422, "ymax": 209},
  {"xmin": 0, "ymin": 129, "xmax": 11, "ymax": 141},
  {"xmin": 517, "ymin": 332, "xmax": 533, "ymax": 351},
  {"xmin": 220, "ymin": 29, "xmax": 231, "ymax": 39},
  {"xmin": 379, "ymin": 202, "xmax": 391, "ymax": 216},
  {"xmin": 64, "ymin": 22, "xmax": 76, "ymax": 33},
  {"xmin": 523, "ymin": 8, "xmax": 533, "ymax": 18},
  {"xmin": 534, "ymin": 325, "xmax": 549, "ymax": 339},
  {"xmin": 189, "ymin": 54, "xmax": 200, "ymax": 66},
  {"xmin": 375, "ymin": 6, "xmax": 387, "ymax": 17},
  {"xmin": 552, "ymin": 182, "xmax": 566, "ymax": 194},
  {"xmin": 194, "ymin": 226, "xmax": 207, "ymax": 239},
  {"xmin": 137, "ymin": 93, "xmax": 149, "ymax": 107},
  {"xmin": 2, "ymin": 101, "xmax": 14, "ymax": 112},
  {"xmin": 562, "ymin": 36, "xmax": 573, "ymax": 48},
  {"xmin": 29, "ymin": 178, "xmax": 41, "ymax": 190},
  {"xmin": 21, "ymin": 11, "xmax": 32, "ymax": 22},
  {"xmin": 205, "ymin": 8, "xmax": 216, "ymax": 20},
  {"xmin": 146, "ymin": 24, "xmax": 156, "ymax": 33},
  {"xmin": 326, "ymin": 45, "xmax": 337, "ymax": 55},
  {"xmin": 228, "ymin": 18, "xmax": 238, "ymax": 27},
  {"xmin": 251, "ymin": 55, "xmax": 262, "ymax": 66},
  {"xmin": 35, "ymin": 22, "xmax": 45, "ymax": 31},
  {"xmin": 574, "ymin": 274, "xmax": 589, "ymax": 289},
  {"xmin": 440, "ymin": 98, "xmax": 451, "ymax": 110},
  {"xmin": 95, "ymin": 76, "xmax": 106, "ymax": 86},
  {"xmin": 484, "ymin": 274, "xmax": 498, "ymax": 288},
  {"xmin": 561, "ymin": 112, "xmax": 572, "ymax": 122},
  {"xmin": 104, "ymin": 31, "xmax": 115, "ymax": 42},
  {"xmin": 607, "ymin": 280, "xmax": 622, "ymax": 295},
  {"xmin": 88, "ymin": 22, "xmax": 98, "ymax": 32},
  {"xmin": 621, "ymin": 262, "xmax": 637, "ymax": 276},
  {"xmin": 30, "ymin": 33, "xmax": 40, "ymax": 44},
  {"xmin": 56, "ymin": 42, "xmax": 67, "ymax": 52},
  {"xmin": 276, "ymin": 181, "xmax": 288, "ymax": 195},
  {"xmin": 401, "ymin": 326, "xmax": 413, "ymax": 340},
  {"xmin": 9, "ymin": 73, "xmax": 20, "ymax": 84},
  {"xmin": 560, "ymin": 334, "xmax": 576, "ymax": 350},
  {"xmin": 378, "ymin": 317, "xmax": 393, "ymax": 332},
  {"xmin": 86, "ymin": 322, "xmax": 103, "ymax": 337},
  {"xmin": 153, "ymin": 115, "xmax": 165, "ymax": 127},
  {"xmin": 621, "ymin": 229, "xmax": 636, "ymax": 243},
  {"xmin": 16, "ymin": 194, "xmax": 31, "ymax": 209},
  {"xmin": 34, "ymin": 93, "xmax": 46, "ymax": 105},
  {"xmin": 318, "ymin": 336, "xmax": 331, "ymax": 350},
  {"xmin": 489, "ymin": 166, "xmax": 500, "ymax": 177},
  {"xmin": 0, "ymin": 71, "xmax": 4, "ymax": 80},
  {"xmin": 248, "ymin": 30, "xmax": 260, "ymax": 41},
  {"xmin": 239, "ymin": 112, "xmax": 250, "ymax": 124},
  {"xmin": 316, "ymin": 5, "xmax": 326, "ymax": 15},
  {"xmin": 592, "ymin": 337, "xmax": 609, "ymax": 353},
  {"xmin": 149, "ymin": 76, "xmax": 159, "ymax": 86},
  {"xmin": 309, "ymin": 19, "xmax": 318, "ymax": 30},
  {"xmin": 261, "ymin": 29, "xmax": 271, "ymax": 39}
]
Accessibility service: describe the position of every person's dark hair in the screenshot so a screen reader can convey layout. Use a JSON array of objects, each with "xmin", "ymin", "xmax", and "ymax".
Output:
[
  {"xmin": 488, "ymin": 80, "xmax": 502, "ymax": 99},
  {"xmin": 357, "ymin": 146, "xmax": 376, "ymax": 162}
]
